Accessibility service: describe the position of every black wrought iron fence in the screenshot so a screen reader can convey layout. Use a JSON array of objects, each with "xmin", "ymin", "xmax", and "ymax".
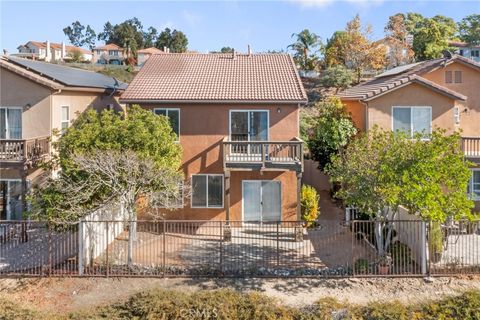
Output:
[{"xmin": 0, "ymin": 219, "xmax": 479, "ymax": 277}]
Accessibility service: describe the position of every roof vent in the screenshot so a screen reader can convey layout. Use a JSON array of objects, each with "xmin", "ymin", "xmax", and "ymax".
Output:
[
  {"xmin": 232, "ymin": 48, "xmax": 236, "ymax": 60},
  {"xmin": 247, "ymin": 45, "xmax": 252, "ymax": 56}
]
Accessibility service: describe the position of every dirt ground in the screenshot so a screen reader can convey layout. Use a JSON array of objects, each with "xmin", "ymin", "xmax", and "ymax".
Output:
[{"xmin": 1, "ymin": 276, "xmax": 480, "ymax": 314}]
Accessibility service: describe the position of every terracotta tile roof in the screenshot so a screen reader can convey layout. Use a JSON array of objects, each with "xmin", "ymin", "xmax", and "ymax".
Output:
[
  {"xmin": 20, "ymin": 41, "xmax": 91, "ymax": 54},
  {"xmin": 93, "ymin": 43, "xmax": 123, "ymax": 51},
  {"xmin": 337, "ymin": 55, "xmax": 475, "ymax": 101},
  {"xmin": 137, "ymin": 47, "xmax": 165, "ymax": 54},
  {"xmin": 121, "ymin": 53, "xmax": 307, "ymax": 103},
  {"xmin": 449, "ymin": 41, "xmax": 480, "ymax": 49}
]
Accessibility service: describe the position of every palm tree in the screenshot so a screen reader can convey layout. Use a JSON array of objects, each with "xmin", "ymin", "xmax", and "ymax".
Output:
[{"xmin": 288, "ymin": 29, "xmax": 322, "ymax": 71}]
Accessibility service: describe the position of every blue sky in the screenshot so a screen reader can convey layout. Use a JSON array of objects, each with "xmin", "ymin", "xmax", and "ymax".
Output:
[{"xmin": 1, "ymin": 1, "xmax": 479, "ymax": 54}]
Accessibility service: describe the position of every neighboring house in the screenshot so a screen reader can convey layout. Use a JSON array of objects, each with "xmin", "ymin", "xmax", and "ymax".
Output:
[
  {"xmin": 337, "ymin": 54, "xmax": 480, "ymax": 212},
  {"xmin": 136, "ymin": 47, "xmax": 166, "ymax": 66},
  {"xmin": 0, "ymin": 56, "xmax": 127, "ymax": 220},
  {"xmin": 14, "ymin": 41, "xmax": 92, "ymax": 62},
  {"xmin": 120, "ymin": 53, "xmax": 308, "ymax": 222},
  {"xmin": 92, "ymin": 44, "xmax": 125, "ymax": 65},
  {"xmin": 450, "ymin": 41, "xmax": 480, "ymax": 63},
  {"xmin": 375, "ymin": 37, "xmax": 415, "ymax": 69}
]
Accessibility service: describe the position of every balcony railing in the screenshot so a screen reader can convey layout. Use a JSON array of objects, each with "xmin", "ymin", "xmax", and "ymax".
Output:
[
  {"xmin": 0, "ymin": 136, "xmax": 50, "ymax": 164},
  {"xmin": 462, "ymin": 137, "xmax": 480, "ymax": 158},
  {"xmin": 223, "ymin": 137, "xmax": 303, "ymax": 171}
]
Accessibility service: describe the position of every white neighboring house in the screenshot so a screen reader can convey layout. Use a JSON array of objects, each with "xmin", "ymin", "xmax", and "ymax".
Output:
[
  {"xmin": 450, "ymin": 41, "xmax": 480, "ymax": 63},
  {"xmin": 13, "ymin": 41, "xmax": 92, "ymax": 62}
]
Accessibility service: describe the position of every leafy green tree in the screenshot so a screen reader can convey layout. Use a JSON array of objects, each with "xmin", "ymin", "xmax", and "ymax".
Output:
[
  {"xmin": 63, "ymin": 21, "xmax": 96, "ymax": 49},
  {"xmin": 384, "ymin": 13, "xmax": 415, "ymax": 67},
  {"xmin": 155, "ymin": 28, "xmax": 189, "ymax": 53},
  {"xmin": 144, "ymin": 26, "xmax": 158, "ymax": 48},
  {"xmin": 320, "ymin": 65, "xmax": 354, "ymax": 92},
  {"xmin": 30, "ymin": 105, "xmax": 183, "ymax": 223},
  {"xmin": 97, "ymin": 18, "xmax": 145, "ymax": 59},
  {"xmin": 220, "ymin": 47, "xmax": 234, "ymax": 53},
  {"xmin": 307, "ymin": 97, "xmax": 357, "ymax": 171},
  {"xmin": 405, "ymin": 13, "xmax": 457, "ymax": 60},
  {"xmin": 324, "ymin": 31, "xmax": 349, "ymax": 67},
  {"xmin": 97, "ymin": 22, "xmax": 114, "ymax": 43},
  {"xmin": 327, "ymin": 128, "xmax": 474, "ymax": 255},
  {"xmin": 288, "ymin": 29, "xmax": 322, "ymax": 71},
  {"xmin": 67, "ymin": 48, "xmax": 84, "ymax": 63},
  {"xmin": 458, "ymin": 14, "xmax": 480, "ymax": 45}
]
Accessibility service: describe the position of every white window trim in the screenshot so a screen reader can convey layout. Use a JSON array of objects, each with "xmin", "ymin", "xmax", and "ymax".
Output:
[
  {"xmin": 228, "ymin": 109, "xmax": 270, "ymax": 141},
  {"xmin": 61, "ymin": 105, "xmax": 70, "ymax": 132},
  {"xmin": 153, "ymin": 108, "xmax": 180, "ymax": 141},
  {"xmin": 469, "ymin": 169, "xmax": 480, "ymax": 201},
  {"xmin": 391, "ymin": 106, "xmax": 432, "ymax": 139},
  {"xmin": 190, "ymin": 174, "xmax": 224, "ymax": 209}
]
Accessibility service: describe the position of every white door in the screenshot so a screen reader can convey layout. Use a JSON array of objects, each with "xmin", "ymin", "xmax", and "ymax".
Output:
[{"xmin": 243, "ymin": 181, "xmax": 281, "ymax": 222}]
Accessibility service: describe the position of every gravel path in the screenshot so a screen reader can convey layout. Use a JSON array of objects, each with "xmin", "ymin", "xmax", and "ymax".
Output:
[{"xmin": 1, "ymin": 276, "xmax": 479, "ymax": 313}]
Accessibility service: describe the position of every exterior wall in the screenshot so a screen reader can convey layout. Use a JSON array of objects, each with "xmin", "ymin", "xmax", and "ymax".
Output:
[
  {"xmin": 365, "ymin": 83, "xmax": 457, "ymax": 133},
  {"xmin": 343, "ymin": 100, "xmax": 366, "ymax": 131},
  {"xmin": 51, "ymin": 90, "xmax": 123, "ymax": 133},
  {"xmin": 0, "ymin": 68, "xmax": 52, "ymax": 139},
  {"xmin": 421, "ymin": 62, "xmax": 480, "ymax": 136},
  {"xmin": 138, "ymin": 103, "xmax": 300, "ymax": 220}
]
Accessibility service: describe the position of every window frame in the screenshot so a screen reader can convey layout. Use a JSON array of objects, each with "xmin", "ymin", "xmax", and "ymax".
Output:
[
  {"xmin": 391, "ymin": 106, "xmax": 432, "ymax": 139},
  {"xmin": 0, "ymin": 106, "xmax": 23, "ymax": 139},
  {"xmin": 468, "ymin": 169, "xmax": 480, "ymax": 201},
  {"xmin": 445, "ymin": 70, "xmax": 453, "ymax": 83},
  {"xmin": 153, "ymin": 108, "xmax": 181, "ymax": 141},
  {"xmin": 228, "ymin": 109, "xmax": 270, "ymax": 142},
  {"xmin": 454, "ymin": 70, "xmax": 462, "ymax": 84},
  {"xmin": 61, "ymin": 105, "xmax": 70, "ymax": 133},
  {"xmin": 190, "ymin": 174, "xmax": 224, "ymax": 209}
]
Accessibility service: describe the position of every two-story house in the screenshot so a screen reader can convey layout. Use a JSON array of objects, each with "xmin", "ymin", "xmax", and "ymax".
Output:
[
  {"xmin": 14, "ymin": 41, "xmax": 92, "ymax": 62},
  {"xmin": 120, "ymin": 53, "xmax": 307, "ymax": 222},
  {"xmin": 0, "ymin": 56, "xmax": 127, "ymax": 220},
  {"xmin": 450, "ymin": 41, "xmax": 480, "ymax": 63},
  {"xmin": 92, "ymin": 44, "xmax": 125, "ymax": 65},
  {"xmin": 337, "ymin": 54, "xmax": 480, "ymax": 212}
]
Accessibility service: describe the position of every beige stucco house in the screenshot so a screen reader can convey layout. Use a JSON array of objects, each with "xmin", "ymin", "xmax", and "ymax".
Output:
[
  {"xmin": 92, "ymin": 44, "xmax": 125, "ymax": 65},
  {"xmin": 0, "ymin": 56, "xmax": 127, "ymax": 220},
  {"xmin": 338, "ymin": 54, "xmax": 480, "ymax": 212},
  {"xmin": 14, "ymin": 41, "xmax": 92, "ymax": 62}
]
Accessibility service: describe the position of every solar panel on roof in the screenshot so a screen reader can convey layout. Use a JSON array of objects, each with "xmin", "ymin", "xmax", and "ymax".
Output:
[
  {"xmin": 7, "ymin": 57, "xmax": 128, "ymax": 90},
  {"xmin": 375, "ymin": 62, "xmax": 423, "ymax": 78}
]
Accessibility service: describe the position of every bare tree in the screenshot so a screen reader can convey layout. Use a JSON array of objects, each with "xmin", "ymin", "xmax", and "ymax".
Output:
[{"xmin": 32, "ymin": 150, "xmax": 185, "ymax": 266}]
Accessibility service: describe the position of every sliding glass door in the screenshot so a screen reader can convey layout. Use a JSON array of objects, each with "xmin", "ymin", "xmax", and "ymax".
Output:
[
  {"xmin": 0, "ymin": 107, "xmax": 22, "ymax": 139},
  {"xmin": 243, "ymin": 181, "xmax": 281, "ymax": 223}
]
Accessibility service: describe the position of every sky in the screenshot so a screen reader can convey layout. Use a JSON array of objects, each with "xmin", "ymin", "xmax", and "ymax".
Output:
[{"xmin": 1, "ymin": 0, "xmax": 479, "ymax": 54}]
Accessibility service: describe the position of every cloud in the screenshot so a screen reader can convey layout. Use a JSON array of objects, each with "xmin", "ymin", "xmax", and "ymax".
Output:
[{"xmin": 182, "ymin": 10, "xmax": 202, "ymax": 27}]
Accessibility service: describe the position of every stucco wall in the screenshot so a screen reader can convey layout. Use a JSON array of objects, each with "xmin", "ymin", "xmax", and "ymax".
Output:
[
  {"xmin": 138, "ymin": 103, "xmax": 300, "ymax": 220},
  {"xmin": 421, "ymin": 61, "xmax": 480, "ymax": 136},
  {"xmin": 365, "ymin": 83, "xmax": 457, "ymax": 133},
  {"xmin": 343, "ymin": 100, "xmax": 366, "ymax": 131},
  {"xmin": 0, "ymin": 68, "xmax": 51, "ymax": 139}
]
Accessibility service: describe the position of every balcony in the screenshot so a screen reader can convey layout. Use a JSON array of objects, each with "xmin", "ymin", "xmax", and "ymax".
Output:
[
  {"xmin": 0, "ymin": 136, "xmax": 50, "ymax": 166},
  {"xmin": 462, "ymin": 137, "xmax": 480, "ymax": 159},
  {"xmin": 222, "ymin": 137, "xmax": 303, "ymax": 172}
]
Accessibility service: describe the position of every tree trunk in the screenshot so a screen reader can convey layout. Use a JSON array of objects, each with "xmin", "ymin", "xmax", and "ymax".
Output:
[{"xmin": 126, "ymin": 202, "xmax": 137, "ymax": 267}]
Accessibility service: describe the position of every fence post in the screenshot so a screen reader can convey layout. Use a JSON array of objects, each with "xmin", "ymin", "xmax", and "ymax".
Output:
[
  {"xmin": 105, "ymin": 221, "xmax": 109, "ymax": 278},
  {"xmin": 78, "ymin": 220, "xmax": 84, "ymax": 276},
  {"xmin": 276, "ymin": 223, "xmax": 280, "ymax": 267},
  {"xmin": 162, "ymin": 219, "xmax": 166, "ymax": 277},
  {"xmin": 421, "ymin": 221, "xmax": 428, "ymax": 276}
]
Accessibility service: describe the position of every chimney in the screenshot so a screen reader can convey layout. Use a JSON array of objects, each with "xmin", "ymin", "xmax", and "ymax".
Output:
[
  {"xmin": 61, "ymin": 41, "xmax": 66, "ymax": 60},
  {"xmin": 2, "ymin": 49, "xmax": 8, "ymax": 56},
  {"xmin": 247, "ymin": 44, "xmax": 252, "ymax": 56},
  {"xmin": 46, "ymin": 40, "xmax": 51, "ymax": 62},
  {"xmin": 232, "ymin": 48, "xmax": 236, "ymax": 60},
  {"xmin": 163, "ymin": 46, "xmax": 167, "ymax": 53}
]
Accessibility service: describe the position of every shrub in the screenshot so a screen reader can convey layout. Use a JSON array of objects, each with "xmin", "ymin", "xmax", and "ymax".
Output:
[
  {"xmin": 301, "ymin": 185, "xmax": 320, "ymax": 227},
  {"xmin": 354, "ymin": 258, "xmax": 369, "ymax": 274},
  {"xmin": 429, "ymin": 222, "xmax": 444, "ymax": 263},
  {"xmin": 320, "ymin": 65, "xmax": 354, "ymax": 93},
  {"xmin": 389, "ymin": 241, "xmax": 412, "ymax": 267},
  {"xmin": 360, "ymin": 301, "xmax": 411, "ymax": 320},
  {"xmin": 420, "ymin": 290, "xmax": 480, "ymax": 320}
]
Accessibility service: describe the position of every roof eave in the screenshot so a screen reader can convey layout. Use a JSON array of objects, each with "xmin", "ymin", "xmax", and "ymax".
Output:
[{"xmin": 119, "ymin": 98, "xmax": 307, "ymax": 105}]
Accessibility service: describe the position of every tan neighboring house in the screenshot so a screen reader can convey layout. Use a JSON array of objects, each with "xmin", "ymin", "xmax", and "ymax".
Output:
[
  {"xmin": 120, "ymin": 53, "xmax": 307, "ymax": 222},
  {"xmin": 92, "ymin": 44, "xmax": 125, "ymax": 65},
  {"xmin": 136, "ymin": 47, "xmax": 165, "ymax": 66},
  {"xmin": 14, "ymin": 41, "xmax": 92, "ymax": 62},
  {"xmin": 0, "ymin": 56, "xmax": 127, "ymax": 220},
  {"xmin": 337, "ymin": 54, "xmax": 480, "ymax": 212}
]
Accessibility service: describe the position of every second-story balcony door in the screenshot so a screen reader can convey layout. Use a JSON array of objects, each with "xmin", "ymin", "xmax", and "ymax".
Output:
[
  {"xmin": 0, "ymin": 107, "xmax": 22, "ymax": 139},
  {"xmin": 230, "ymin": 110, "xmax": 268, "ymax": 156}
]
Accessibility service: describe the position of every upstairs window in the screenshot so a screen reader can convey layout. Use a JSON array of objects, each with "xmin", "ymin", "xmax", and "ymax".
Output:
[
  {"xmin": 108, "ymin": 50, "xmax": 119, "ymax": 56},
  {"xmin": 471, "ymin": 50, "xmax": 480, "ymax": 58},
  {"xmin": 459, "ymin": 49, "xmax": 464, "ymax": 56},
  {"xmin": 454, "ymin": 71, "xmax": 462, "ymax": 83},
  {"xmin": 468, "ymin": 170, "xmax": 480, "ymax": 200},
  {"xmin": 61, "ymin": 106, "xmax": 70, "ymax": 134},
  {"xmin": 392, "ymin": 106, "xmax": 431, "ymax": 139},
  {"xmin": 445, "ymin": 71, "xmax": 452, "ymax": 83},
  {"xmin": 153, "ymin": 108, "xmax": 180, "ymax": 139}
]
